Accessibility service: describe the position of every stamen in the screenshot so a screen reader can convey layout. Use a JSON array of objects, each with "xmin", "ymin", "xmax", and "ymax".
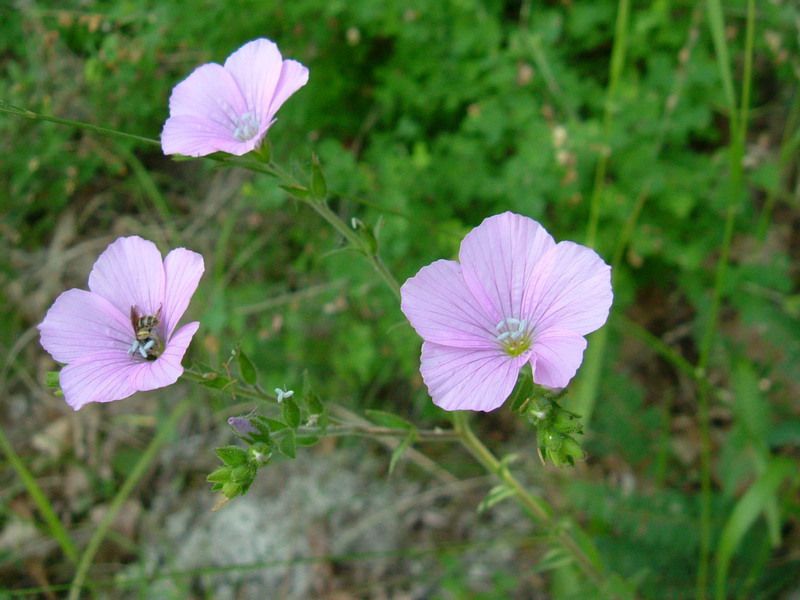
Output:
[
  {"xmin": 494, "ymin": 317, "xmax": 532, "ymax": 357},
  {"xmin": 232, "ymin": 112, "xmax": 260, "ymax": 142}
]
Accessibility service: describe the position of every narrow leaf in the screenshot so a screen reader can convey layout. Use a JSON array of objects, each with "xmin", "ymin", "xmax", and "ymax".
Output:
[
  {"xmin": 478, "ymin": 484, "xmax": 515, "ymax": 513},
  {"xmin": 280, "ymin": 184, "xmax": 311, "ymax": 199},
  {"xmin": 365, "ymin": 409, "xmax": 413, "ymax": 430},
  {"xmin": 296, "ymin": 436, "xmax": 320, "ymax": 447},
  {"xmin": 311, "ymin": 153, "xmax": 327, "ymax": 198},
  {"xmin": 714, "ymin": 457, "xmax": 795, "ymax": 599},
  {"xmin": 278, "ymin": 429, "xmax": 296, "ymax": 459},
  {"xmin": 389, "ymin": 431, "xmax": 417, "ymax": 475},
  {"xmin": 215, "ymin": 446, "xmax": 249, "ymax": 467},
  {"xmin": 237, "ymin": 348, "xmax": 257, "ymax": 385},
  {"xmin": 254, "ymin": 416, "xmax": 288, "ymax": 432},
  {"xmin": 283, "ymin": 397, "xmax": 301, "ymax": 429}
]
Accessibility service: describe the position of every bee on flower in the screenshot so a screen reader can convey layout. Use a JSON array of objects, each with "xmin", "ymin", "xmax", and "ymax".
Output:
[{"xmin": 38, "ymin": 236, "xmax": 204, "ymax": 410}]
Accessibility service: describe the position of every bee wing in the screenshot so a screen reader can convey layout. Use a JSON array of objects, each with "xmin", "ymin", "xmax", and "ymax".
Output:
[{"xmin": 130, "ymin": 305, "xmax": 140, "ymax": 332}]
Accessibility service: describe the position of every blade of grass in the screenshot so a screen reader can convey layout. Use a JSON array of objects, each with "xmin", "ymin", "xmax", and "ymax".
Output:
[
  {"xmin": 696, "ymin": 1, "xmax": 755, "ymax": 597},
  {"xmin": 585, "ymin": 0, "xmax": 630, "ymax": 249},
  {"xmin": 67, "ymin": 398, "xmax": 190, "ymax": 600},
  {"xmin": 0, "ymin": 425, "xmax": 79, "ymax": 564},
  {"xmin": 115, "ymin": 142, "xmax": 182, "ymax": 247},
  {"xmin": 714, "ymin": 457, "xmax": 795, "ymax": 600},
  {"xmin": 567, "ymin": 0, "xmax": 631, "ymax": 425}
]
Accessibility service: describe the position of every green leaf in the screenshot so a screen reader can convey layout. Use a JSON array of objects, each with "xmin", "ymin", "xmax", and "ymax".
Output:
[
  {"xmin": 714, "ymin": 457, "xmax": 796, "ymax": 599},
  {"xmin": 296, "ymin": 435, "xmax": 320, "ymax": 447},
  {"xmin": 206, "ymin": 467, "xmax": 232, "ymax": 484},
  {"xmin": 278, "ymin": 429, "xmax": 296, "ymax": 459},
  {"xmin": 45, "ymin": 371, "xmax": 61, "ymax": 388},
  {"xmin": 280, "ymin": 184, "xmax": 311, "ymax": 199},
  {"xmin": 237, "ymin": 348, "xmax": 257, "ymax": 385},
  {"xmin": 508, "ymin": 363, "xmax": 534, "ymax": 413},
  {"xmin": 530, "ymin": 547, "xmax": 574, "ymax": 573},
  {"xmin": 389, "ymin": 430, "xmax": 417, "ymax": 475},
  {"xmin": 253, "ymin": 416, "xmax": 288, "ymax": 432},
  {"xmin": 478, "ymin": 484, "xmax": 515, "ymax": 513},
  {"xmin": 303, "ymin": 371, "xmax": 324, "ymax": 415},
  {"xmin": 364, "ymin": 409, "xmax": 413, "ymax": 430},
  {"xmin": 311, "ymin": 153, "xmax": 327, "ymax": 198},
  {"xmin": 283, "ymin": 397, "xmax": 301, "ymax": 429},
  {"xmin": 215, "ymin": 446, "xmax": 249, "ymax": 467}
]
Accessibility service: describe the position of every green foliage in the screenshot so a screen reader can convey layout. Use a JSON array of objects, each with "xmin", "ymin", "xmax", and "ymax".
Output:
[{"xmin": 3, "ymin": 0, "xmax": 800, "ymax": 596}]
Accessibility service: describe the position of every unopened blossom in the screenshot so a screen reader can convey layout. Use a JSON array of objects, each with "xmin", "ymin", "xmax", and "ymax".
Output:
[
  {"xmin": 161, "ymin": 38, "xmax": 309, "ymax": 157},
  {"xmin": 38, "ymin": 236, "xmax": 204, "ymax": 410},
  {"xmin": 400, "ymin": 212, "xmax": 612, "ymax": 412},
  {"xmin": 228, "ymin": 417, "xmax": 258, "ymax": 436}
]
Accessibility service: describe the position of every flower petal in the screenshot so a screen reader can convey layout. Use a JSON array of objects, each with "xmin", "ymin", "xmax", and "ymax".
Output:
[
  {"xmin": 459, "ymin": 212, "xmax": 555, "ymax": 324},
  {"xmin": 530, "ymin": 329, "xmax": 588, "ymax": 389},
  {"xmin": 60, "ymin": 323, "xmax": 199, "ymax": 410},
  {"xmin": 525, "ymin": 241, "xmax": 612, "ymax": 336},
  {"xmin": 223, "ymin": 38, "xmax": 283, "ymax": 129},
  {"xmin": 130, "ymin": 322, "xmax": 199, "ymax": 392},
  {"xmin": 401, "ymin": 259, "xmax": 497, "ymax": 349},
  {"xmin": 161, "ymin": 63, "xmax": 249, "ymax": 156},
  {"xmin": 38, "ymin": 289, "xmax": 133, "ymax": 364},
  {"xmin": 420, "ymin": 342, "xmax": 524, "ymax": 412},
  {"xmin": 88, "ymin": 236, "xmax": 166, "ymax": 324},
  {"xmin": 162, "ymin": 249, "xmax": 204, "ymax": 337},
  {"xmin": 162, "ymin": 115, "xmax": 258, "ymax": 157},
  {"xmin": 266, "ymin": 59, "xmax": 309, "ymax": 122},
  {"xmin": 60, "ymin": 351, "xmax": 143, "ymax": 410}
]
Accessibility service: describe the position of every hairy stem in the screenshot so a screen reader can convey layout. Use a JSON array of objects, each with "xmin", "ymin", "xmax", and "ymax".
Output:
[{"xmin": 452, "ymin": 412, "xmax": 609, "ymax": 592}]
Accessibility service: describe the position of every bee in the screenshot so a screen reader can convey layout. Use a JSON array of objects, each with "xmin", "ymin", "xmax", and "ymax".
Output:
[{"xmin": 128, "ymin": 305, "xmax": 164, "ymax": 360}]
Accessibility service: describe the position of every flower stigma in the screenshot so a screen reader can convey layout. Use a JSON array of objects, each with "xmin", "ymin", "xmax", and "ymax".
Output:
[
  {"xmin": 232, "ymin": 112, "xmax": 260, "ymax": 142},
  {"xmin": 495, "ymin": 317, "xmax": 531, "ymax": 357}
]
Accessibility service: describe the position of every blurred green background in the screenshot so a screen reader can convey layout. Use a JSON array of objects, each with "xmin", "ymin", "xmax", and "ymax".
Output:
[{"xmin": 1, "ymin": 0, "xmax": 798, "ymax": 598}]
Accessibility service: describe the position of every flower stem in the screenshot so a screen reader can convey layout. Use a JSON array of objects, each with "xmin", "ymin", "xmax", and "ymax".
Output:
[
  {"xmin": 0, "ymin": 100, "xmax": 160, "ymax": 147},
  {"xmin": 451, "ymin": 411, "xmax": 608, "ymax": 591},
  {"xmin": 262, "ymin": 159, "xmax": 402, "ymax": 300}
]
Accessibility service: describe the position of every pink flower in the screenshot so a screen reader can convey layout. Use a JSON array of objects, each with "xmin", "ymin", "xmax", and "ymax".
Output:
[
  {"xmin": 400, "ymin": 212, "xmax": 612, "ymax": 412},
  {"xmin": 161, "ymin": 38, "xmax": 309, "ymax": 157},
  {"xmin": 38, "ymin": 236, "xmax": 204, "ymax": 411}
]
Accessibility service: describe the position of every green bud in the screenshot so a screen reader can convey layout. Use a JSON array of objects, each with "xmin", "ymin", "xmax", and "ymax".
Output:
[
  {"xmin": 560, "ymin": 436, "xmax": 585, "ymax": 465},
  {"xmin": 230, "ymin": 464, "xmax": 254, "ymax": 482},
  {"xmin": 221, "ymin": 481, "xmax": 242, "ymax": 499},
  {"xmin": 552, "ymin": 410, "xmax": 583, "ymax": 435},
  {"xmin": 206, "ymin": 467, "xmax": 232, "ymax": 484}
]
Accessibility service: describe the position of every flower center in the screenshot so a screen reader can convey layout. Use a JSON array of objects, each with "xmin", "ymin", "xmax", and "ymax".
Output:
[
  {"xmin": 232, "ymin": 112, "xmax": 260, "ymax": 142},
  {"xmin": 495, "ymin": 317, "xmax": 531, "ymax": 357}
]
